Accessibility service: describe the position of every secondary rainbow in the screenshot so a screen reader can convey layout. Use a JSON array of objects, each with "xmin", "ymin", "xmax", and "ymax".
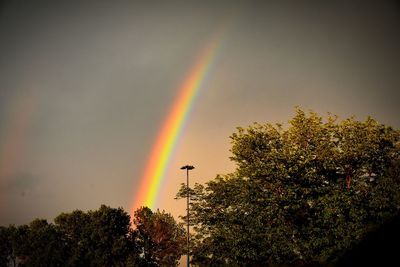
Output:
[
  {"xmin": 0, "ymin": 91, "xmax": 36, "ymax": 207},
  {"xmin": 132, "ymin": 34, "xmax": 223, "ymax": 212}
]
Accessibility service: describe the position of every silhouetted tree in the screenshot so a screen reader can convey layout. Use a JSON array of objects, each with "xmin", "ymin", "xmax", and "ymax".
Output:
[
  {"xmin": 54, "ymin": 205, "xmax": 136, "ymax": 267},
  {"xmin": 22, "ymin": 219, "xmax": 67, "ymax": 267},
  {"xmin": 0, "ymin": 226, "xmax": 11, "ymax": 266},
  {"xmin": 1, "ymin": 205, "xmax": 184, "ymax": 266},
  {"xmin": 4, "ymin": 224, "xmax": 30, "ymax": 267}
]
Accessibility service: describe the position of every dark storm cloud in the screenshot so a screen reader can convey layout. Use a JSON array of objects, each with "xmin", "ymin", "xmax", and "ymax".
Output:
[{"xmin": 211, "ymin": 0, "xmax": 400, "ymax": 124}]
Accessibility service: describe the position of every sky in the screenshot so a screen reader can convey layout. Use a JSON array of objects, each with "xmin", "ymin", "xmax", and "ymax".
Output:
[{"xmin": 0, "ymin": 0, "xmax": 399, "ymax": 226}]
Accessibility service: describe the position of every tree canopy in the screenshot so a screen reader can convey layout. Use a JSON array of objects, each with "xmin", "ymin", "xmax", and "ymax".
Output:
[
  {"xmin": 177, "ymin": 109, "xmax": 400, "ymax": 266},
  {"xmin": 133, "ymin": 207, "xmax": 186, "ymax": 267},
  {"xmin": 0, "ymin": 205, "xmax": 185, "ymax": 267}
]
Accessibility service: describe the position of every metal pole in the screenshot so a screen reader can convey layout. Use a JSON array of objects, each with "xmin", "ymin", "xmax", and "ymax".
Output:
[
  {"xmin": 180, "ymin": 165, "xmax": 194, "ymax": 267},
  {"xmin": 186, "ymin": 167, "xmax": 190, "ymax": 267}
]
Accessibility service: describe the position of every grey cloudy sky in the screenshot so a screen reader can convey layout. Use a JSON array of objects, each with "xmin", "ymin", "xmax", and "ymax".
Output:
[{"xmin": 0, "ymin": 0, "xmax": 399, "ymax": 225}]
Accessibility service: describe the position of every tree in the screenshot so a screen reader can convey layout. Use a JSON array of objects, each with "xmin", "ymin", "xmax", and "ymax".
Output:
[
  {"xmin": 21, "ymin": 219, "xmax": 68, "ymax": 267},
  {"xmin": 53, "ymin": 209, "xmax": 90, "ymax": 266},
  {"xmin": 54, "ymin": 205, "xmax": 136, "ymax": 267},
  {"xmin": 0, "ymin": 224, "xmax": 33, "ymax": 267},
  {"xmin": 0, "ymin": 226, "xmax": 11, "ymax": 266},
  {"xmin": 177, "ymin": 109, "xmax": 400, "ymax": 266},
  {"xmin": 133, "ymin": 207, "xmax": 186, "ymax": 267},
  {"xmin": 1, "ymin": 205, "xmax": 184, "ymax": 266}
]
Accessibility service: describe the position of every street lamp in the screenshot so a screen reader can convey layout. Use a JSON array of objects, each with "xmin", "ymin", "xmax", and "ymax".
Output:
[{"xmin": 180, "ymin": 165, "xmax": 194, "ymax": 267}]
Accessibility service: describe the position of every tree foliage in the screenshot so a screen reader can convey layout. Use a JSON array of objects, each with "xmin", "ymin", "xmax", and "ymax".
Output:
[
  {"xmin": 133, "ymin": 207, "xmax": 186, "ymax": 267},
  {"xmin": 0, "ymin": 205, "xmax": 184, "ymax": 267},
  {"xmin": 54, "ymin": 205, "xmax": 135, "ymax": 267},
  {"xmin": 177, "ymin": 109, "xmax": 400, "ymax": 266}
]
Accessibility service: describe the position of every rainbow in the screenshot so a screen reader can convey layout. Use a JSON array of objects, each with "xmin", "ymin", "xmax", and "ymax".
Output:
[
  {"xmin": 0, "ymin": 91, "xmax": 36, "ymax": 207},
  {"xmin": 131, "ymin": 32, "xmax": 223, "ymax": 212},
  {"xmin": 0, "ymin": 92, "xmax": 35, "ymax": 180}
]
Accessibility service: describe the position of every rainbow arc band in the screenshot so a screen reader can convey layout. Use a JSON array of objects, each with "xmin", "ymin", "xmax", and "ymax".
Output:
[{"xmin": 131, "ymin": 33, "xmax": 222, "ymax": 213}]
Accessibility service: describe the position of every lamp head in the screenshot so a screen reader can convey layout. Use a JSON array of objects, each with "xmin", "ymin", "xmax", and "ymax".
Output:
[{"xmin": 180, "ymin": 165, "xmax": 195, "ymax": 170}]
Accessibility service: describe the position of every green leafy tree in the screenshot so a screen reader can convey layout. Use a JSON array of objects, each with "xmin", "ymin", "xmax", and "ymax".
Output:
[
  {"xmin": 21, "ymin": 219, "xmax": 67, "ymax": 267},
  {"xmin": 133, "ymin": 207, "xmax": 186, "ymax": 267},
  {"xmin": 53, "ymin": 209, "xmax": 90, "ymax": 266},
  {"xmin": 0, "ymin": 226, "xmax": 11, "ymax": 266},
  {"xmin": 177, "ymin": 109, "xmax": 400, "ymax": 266},
  {"xmin": 0, "ymin": 224, "xmax": 33, "ymax": 267},
  {"xmin": 54, "ymin": 205, "xmax": 137, "ymax": 267},
  {"xmin": 1, "ymin": 205, "xmax": 184, "ymax": 267}
]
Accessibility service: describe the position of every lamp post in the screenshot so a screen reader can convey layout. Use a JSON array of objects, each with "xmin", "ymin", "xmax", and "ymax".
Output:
[{"xmin": 180, "ymin": 165, "xmax": 194, "ymax": 267}]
